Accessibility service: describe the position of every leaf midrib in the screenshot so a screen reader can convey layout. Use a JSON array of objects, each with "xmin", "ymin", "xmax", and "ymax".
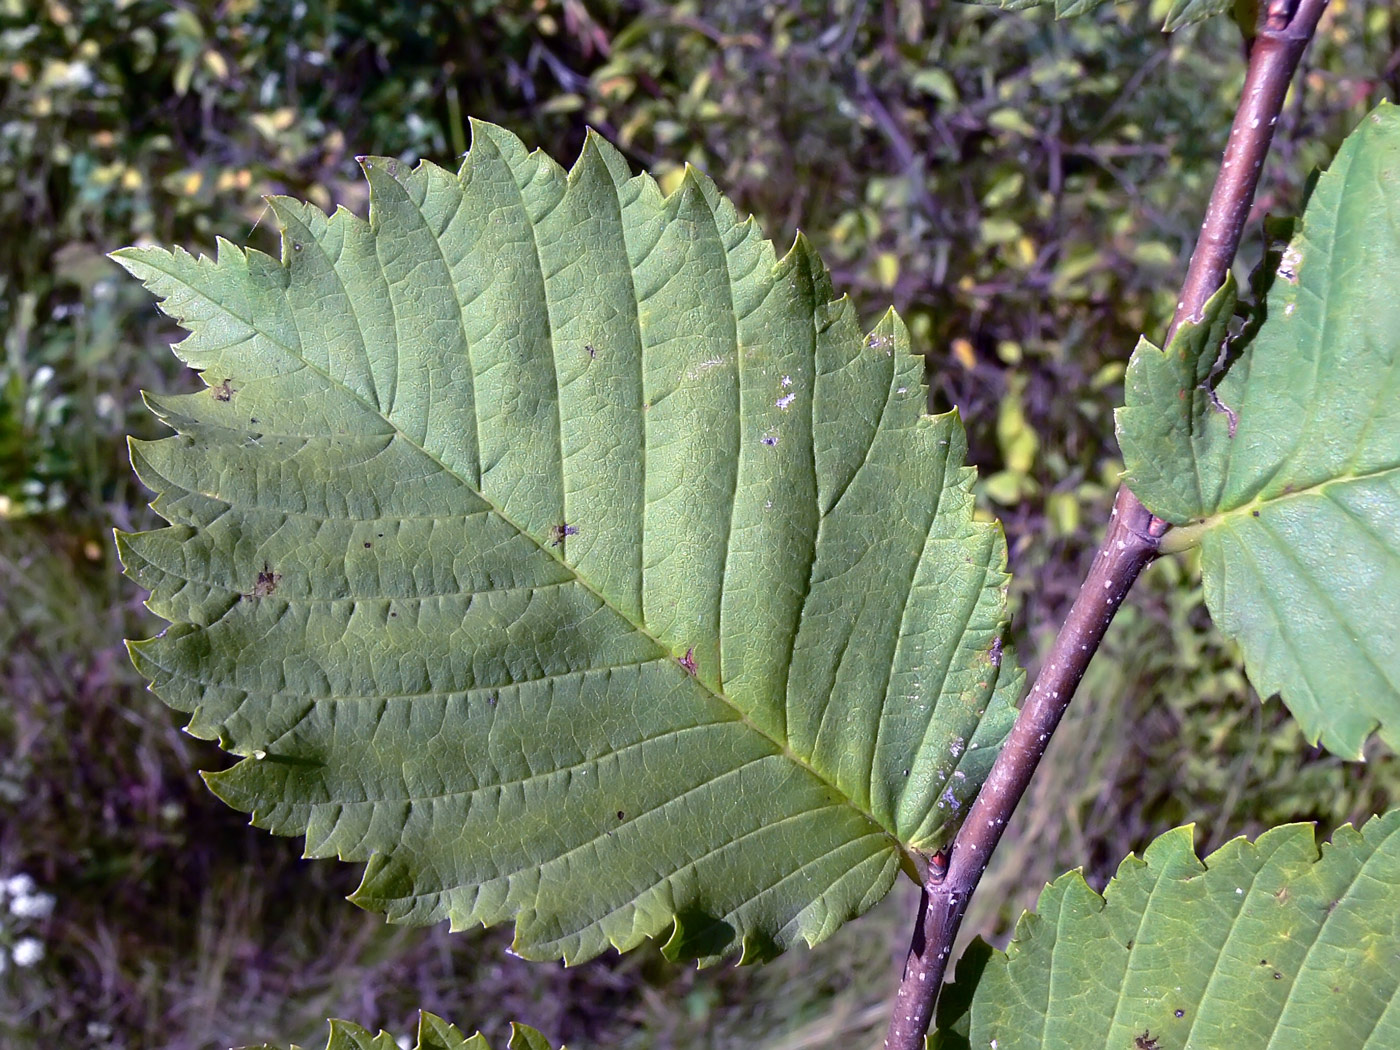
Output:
[
  {"xmin": 131, "ymin": 244, "xmax": 912, "ymax": 858},
  {"xmin": 1200, "ymin": 459, "xmax": 1400, "ymax": 527}
]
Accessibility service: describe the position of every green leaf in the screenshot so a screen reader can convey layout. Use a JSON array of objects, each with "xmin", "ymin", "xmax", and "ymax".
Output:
[
  {"xmin": 113, "ymin": 122, "xmax": 1020, "ymax": 965},
  {"xmin": 249, "ymin": 1012, "xmax": 547, "ymax": 1050},
  {"xmin": 960, "ymin": 0, "xmax": 1107, "ymax": 21},
  {"xmin": 959, "ymin": 0, "xmax": 1233, "ymax": 30},
  {"xmin": 941, "ymin": 812, "xmax": 1400, "ymax": 1048},
  {"xmin": 1117, "ymin": 103, "xmax": 1400, "ymax": 758},
  {"xmin": 1163, "ymin": 0, "xmax": 1235, "ymax": 31}
]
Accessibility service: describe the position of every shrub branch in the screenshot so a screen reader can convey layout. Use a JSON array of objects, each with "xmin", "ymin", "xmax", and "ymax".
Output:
[{"xmin": 882, "ymin": 2, "xmax": 1332, "ymax": 1047}]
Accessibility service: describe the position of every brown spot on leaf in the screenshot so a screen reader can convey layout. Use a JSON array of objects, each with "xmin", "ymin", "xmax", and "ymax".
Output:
[
  {"xmin": 212, "ymin": 378, "xmax": 234, "ymax": 402},
  {"xmin": 678, "ymin": 647, "xmax": 698, "ymax": 677},
  {"xmin": 251, "ymin": 563, "xmax": 281, "ymax": 597},
  {"xmin": 1134, "ymin": 1032, "xmax": 1159, "ymax": 1050},
  {"xmin": 989, "ymin": 636, "xmax": 1003, "ymax": 667},
  {"xmin": 549, "ymin": 522, "xmax": 580, "ymax": 548}
]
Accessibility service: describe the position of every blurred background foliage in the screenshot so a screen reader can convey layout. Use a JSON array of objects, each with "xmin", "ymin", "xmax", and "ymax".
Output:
[{"xmin": 1, "ymin": 0, "xmax": 1397, "ymax": 1047}]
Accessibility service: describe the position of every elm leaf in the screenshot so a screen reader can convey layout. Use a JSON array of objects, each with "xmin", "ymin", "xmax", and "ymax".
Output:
[
  {"xmin": 114, "ymin": 122, "xmax": 1020, "ymax": 966},
  {"xmin": 938, "ymin": 812, "xmax": 1400, "ymax": 1049},
  {"xmin": 1117, "ymin": 103, "xmax": 1400, "ymax": 759}
]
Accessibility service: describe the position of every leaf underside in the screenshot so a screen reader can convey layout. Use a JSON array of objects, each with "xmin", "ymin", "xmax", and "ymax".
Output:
[
  {"xmin": 114, "ymin": 121, "xmax": 1020, "ymax": 965},
  {"xmin": 251, "ymin": 1012, "xmax": 551, "ymax": 1050},
  {"xmin": 937, "ymin": 811, "xmax": 1400, "ymax": 1049},
  {"xmin": 1117, "ymin": 102, "xmax": 1400, "ymax": 759},
  {"xmin": 960, "ymin": 0, "xmax": 1232, "ymax": 31}
]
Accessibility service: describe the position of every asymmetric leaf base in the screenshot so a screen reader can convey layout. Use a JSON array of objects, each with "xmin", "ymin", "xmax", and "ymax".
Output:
[{"xmin": 116, "ymin": 121, "xmax": 1020, "ymax": 966}]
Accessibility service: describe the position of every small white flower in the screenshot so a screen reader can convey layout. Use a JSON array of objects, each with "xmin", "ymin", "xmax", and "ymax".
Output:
[
  {"xmin": 62, "ymin": 61, "xmax": 94, "ymax": 89},
  {"xmin": 12, "ymin": 937, "xmax": 44, "ymax": 967},
  {"xmin": 3, "ymin": 873, "xmax": 36, "ymax": 899},
  {"xmin": 10, "ymin": 891, "xmax": 55, "ymax": 920},
  {"xmin": 94, "ymin": 392, "xmax": 119, "ymax": 420}
]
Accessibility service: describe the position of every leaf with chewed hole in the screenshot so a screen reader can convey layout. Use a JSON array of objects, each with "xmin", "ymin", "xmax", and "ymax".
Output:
[
  {"xmin": 936, "ymin": 811, "xmax": 1400, "ymax": 1049},
  {"xmin": 1117, "ymin": 103, "xmax": 1400, "ymax": 759},
  {"xmin": 113, "ymin": 121, "xmax": 1020, "ymax": 965}
]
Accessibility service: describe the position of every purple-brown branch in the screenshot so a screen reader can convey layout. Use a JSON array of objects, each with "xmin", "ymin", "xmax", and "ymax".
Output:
[{"xmin": 883, "ymin": 2, "xmax": 1331, "ymax": 1047}]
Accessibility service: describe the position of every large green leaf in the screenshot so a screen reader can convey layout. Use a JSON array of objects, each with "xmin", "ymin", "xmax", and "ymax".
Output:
[
  {"xmin": 250, "ymin": 1012, "xmax": 552, "ymax": 1050},
  {"xmin": 960, "ymin": 0, "xmax": 1233, "ymax": 31},
  {"xmin": 937, "ymin": 811, "xmax": 1400, "ymax": 1048},
  {"xmin": 113, "ymin": 122, "xmax": 1020, "ymax": 965},
  {"xmin": 1117, "ymin": 103, "xmax": 1400, "ymax": 759}
]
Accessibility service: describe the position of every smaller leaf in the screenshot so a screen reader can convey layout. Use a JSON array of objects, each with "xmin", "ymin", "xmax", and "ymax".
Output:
[
  {"xmin": 1116, "ymin": 103, "xmax": 1400, "ymax": 758},
  {"xmin": 1163, "ymin": 0, "xmax": 1235, "ymax": 32},
  {"xmin": 941, "ymin": 812, "xmax": 1400, "ymax": 1049},
  {"xmin": 1116, "ymin": 276, "xmax": 1238, "ymax": 522},
  {"xmin": 247, "ymin": 1013, "xmax": 554, "ymax": 1050}
]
